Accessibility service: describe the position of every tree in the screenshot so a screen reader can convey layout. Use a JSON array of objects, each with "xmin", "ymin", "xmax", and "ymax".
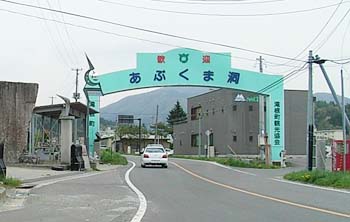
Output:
[
  {"xmin": 167, "ymin": 101, "xmax": 187, "ymax": 126},
  {"xmin": 314, "ymin": 101, "xmax": 350, "ymax": 130},
  {"xmin": 150, "ymin": 122, "xmax": 173, "ymax": 137},
  {"xmin": 115, "ymin": 124, "xmax": 148, "ymax": 139}
]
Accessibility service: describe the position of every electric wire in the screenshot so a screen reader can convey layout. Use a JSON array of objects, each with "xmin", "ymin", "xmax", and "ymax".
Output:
[
  {"xmin": 340, "ymin": 14, "xmax": 350, "ymax": 64},
  {"xmin": 0, "ymin": 5, "xmax": 308, "ymax": 72},
  {"xmin": 272, "ymin": 0, "xmax": 344, "ymax": 68},
  {"xmin": 57, "ymin": 0, "xmax": 82, "ymax": 66},
  {"xmin": 0, "ymin": 0, "xmax": 306, "ymax": 63},
  {"xmin": 257, "ymin": 62, "xmax": 308, "ymax": 93},
  {"xmin": 0, "ymin": 5, "xmax": 330, "ymax": 95},
  {"xmin": 35, "ymin": 0, "xmax": 70, "ymax": 68},
  {"xmin": 45, "ymin": 0, "xmax": 75, "ymax": 67},
  {"xmin": 150, "ymin": 0, "xmax": 286, "ymax": 5},
  {"xmin": 315, "ymin": 7, "xmax": 350, "ymax": 53},
  {"xmin": 97, "ymin": 0, "xmax": 347, "ymax": 17}
]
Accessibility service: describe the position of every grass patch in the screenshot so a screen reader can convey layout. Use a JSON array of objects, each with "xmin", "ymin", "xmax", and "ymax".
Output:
[
  {"xmin": 171, "ymin": 155, "xmax": 278, "ymax": 169},
  {"xmin": 100, "ymin": 150, "xmax": 128, "ymax": 165},
  {"xmin": 0, "ymin": 177, "xmax": 22, "ymax": 188},
  {"xmin": 284, "ymin": 170, "xmax": 350, "ymax": 189}
]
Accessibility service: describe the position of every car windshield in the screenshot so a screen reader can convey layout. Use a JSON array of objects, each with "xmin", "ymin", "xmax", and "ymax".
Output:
[{"xmin": 145, "ymin": 148, "xmax": 164, "ymax": 153}]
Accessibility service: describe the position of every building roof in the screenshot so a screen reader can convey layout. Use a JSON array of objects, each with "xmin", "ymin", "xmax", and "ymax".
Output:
[{"xmin": 33, "ymin": 102, "xmax": 98, "ymax": 119}]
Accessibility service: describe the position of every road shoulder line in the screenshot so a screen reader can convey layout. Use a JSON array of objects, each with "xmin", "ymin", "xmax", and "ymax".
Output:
[
  {"xmin": 271, "ymin": 177, "xmax": 350, "ymax": 194},
  {"xmin": 125, "ymin": 161, "xmax": 147, "ymax": 222},
  {"xmin": 172, "ymin": 161, "xmax": 350, "ymax": 219},
  {"xmin": 171, "ymin": 157, "xmax": 256, "ymax": 176}
]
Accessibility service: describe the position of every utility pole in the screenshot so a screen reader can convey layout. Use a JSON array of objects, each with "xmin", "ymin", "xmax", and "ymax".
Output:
[
  {"xmin": 198, "ymin": 113, "xmax": 202, "ymax": 157},
  {"xmin": 307, "ymin": 50, "xmax": 314, "ymax": 171},
  {"xmin": 72, "ymin": 68, "xmax": 83, "ymax": 102},
  {"xmin": 341, "ymin": 69, "xmax": 347, "ymax": 172},
  {"xmin": 257, "ymin": 56, "xmax": 264, "ymax": 73},
  {"xmin": 154, "ymin": 105, "xmax": 159, "ymax": 144},
  {"xmin": 257, "ymin": 56, "xmax": 266, "ymax": 160},
  {"xmin": 49, "ymin": 96, "xmax": 56, "ymax": 105}
]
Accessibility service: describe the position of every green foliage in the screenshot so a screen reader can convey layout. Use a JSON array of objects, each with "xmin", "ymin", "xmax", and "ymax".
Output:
[
  {"xmin": 0, "ymin": 177, "xmax": 22, "ymax": 188},
  {"xmin": 150, "ymin": 122, "xmax": 173, "ymax": 137},
  {"xmin": 167, "ymin": 101, "xmax": 187, "ymax": 126},
  {"xmin": 172, "ymin": 155, "xmax": 278, "ymax": 169},
  {"xmin": 284, "ymin": 170, "xmax": 350, "ymax": 189},
  {"xmin": 315, "ymin": 101, "xmax": 350, "ymax": 130},
  {"xmin": 100, "ymin": 150, "xmax": 128, "ymax": 165},
  {"xmin": 115, "ymin": 124, "xmax": 148, "ymax": 139},
  {"xmin": 100, "ymin": 118, "xmax": 115, "ymax": 130}
]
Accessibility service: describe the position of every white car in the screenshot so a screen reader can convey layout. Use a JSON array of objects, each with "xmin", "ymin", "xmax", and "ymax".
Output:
[{"xmin": 141, "ymin": 144, "xmax": 168, "ymax": 168}]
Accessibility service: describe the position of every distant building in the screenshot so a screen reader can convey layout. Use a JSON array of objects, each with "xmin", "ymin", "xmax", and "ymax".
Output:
[
  {"xmin": 173, "ymin": 89, "xmax": 307, "ymax": 156},
  {"xmin": 114, "ymin": 134, "xmax": 171, "ymax": 154}
]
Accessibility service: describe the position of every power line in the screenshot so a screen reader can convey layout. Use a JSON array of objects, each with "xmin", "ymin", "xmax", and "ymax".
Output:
[
  {"xmin": 97, "ymin": 0, "xmax": 348, "ymax": 17},
  {"xmin": 257, "ymin": 62, "xmax": 308, "ymax": 93},
  {"xmin": 273, "ymin": 0, "xmax": 345, "ymax": 68},
  {"xmin": 0, "ymin": 5, "xmax": 310, "ymax": 71},
  {"xmin": 45, "ymin": 0, "xmax": 75, "ymax": 67},
  {"xmin": 0, "ymin": 0, "xmax": 306, "ymax": 62},
  {"xmin": 57, "ymin": 0, "xmax": 82, "ymax": 66},
  {"xmin": 4, "ymin": 4, "xmax": 348, "ymax": 77},
  {"xmin": 35, "ymin": 0, "xmax": 70, "ymax": 68},
  {"xmin": 327, "ymin": 59, "xmax": 350, "ymax": 65},
  {"xmin": 315, "ymin": 7, "xmax": 350, "ymax": 52},
  {"xmin": 150, "ymin": 0, "xmax": 286, "ymax": 5}
]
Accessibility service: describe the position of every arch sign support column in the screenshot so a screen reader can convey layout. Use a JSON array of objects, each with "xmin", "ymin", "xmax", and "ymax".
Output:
[{"xmin": 84, "ymin": 48, "xmax": 284, "ymax": 163}]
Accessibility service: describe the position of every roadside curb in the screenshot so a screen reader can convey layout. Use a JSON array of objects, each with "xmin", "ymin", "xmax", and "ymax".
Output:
[{"xmin": 0, "ymin": 187, "xmax": 6, "ymax": 202}]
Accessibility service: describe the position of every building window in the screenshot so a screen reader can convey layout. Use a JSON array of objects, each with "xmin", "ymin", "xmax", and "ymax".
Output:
[
  {"xmin": 206, "ymin": 110, "xmax": 209, "ymax": 116},
  {"xmin": 232, "ymin": 105, "xmax": 237, "ymax": 111},
  {"xmin": 191, "ymin": 134, "xmax": 199, "ymax": 147},
  {"xmin": 90, "ymin": 101, "xmax": 95, "ymax": 107},
  {"xmin": 90, "ymin": 113, "xmax": 95, "ymax": 117},
  {"xmin": 212, "ymin": 108, "xmax": 215, "ymax": 115},
  {"xmin": 233, "ymin": 135, "xmax": 237, "ymax": 142},
  {"xmin": 89, "ymin": 121, "xmax": 95, "ymax": 126},
  {"xmin": 249, "ymin": 135, "xmax": 253, "ymax": 142},
  {"xmin": 221, "ymin": 107, "xmax": 224, "ymax": 113},
  {"xmin": 191, "ymin": 106, "xmax": 202, "ymax": 120},
  {"xmin": 249, "ymin": 105, "xmax": 253, "ymax": 111}
]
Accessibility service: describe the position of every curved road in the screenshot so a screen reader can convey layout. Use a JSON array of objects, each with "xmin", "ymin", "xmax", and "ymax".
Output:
[{"xmin": 127, "ymin": 156, "xmax": 350, "ymax": 222}]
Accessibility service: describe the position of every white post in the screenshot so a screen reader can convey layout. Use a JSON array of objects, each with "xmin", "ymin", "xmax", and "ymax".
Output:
[{"xmin": 60, "ymin": 116, "xmax": 74, "ymax": 164}]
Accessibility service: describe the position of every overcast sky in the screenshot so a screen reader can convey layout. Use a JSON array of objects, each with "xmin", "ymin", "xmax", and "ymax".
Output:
[{"xmin": 1, "ymin": 0, "xmax": 350, "ymax": 107}]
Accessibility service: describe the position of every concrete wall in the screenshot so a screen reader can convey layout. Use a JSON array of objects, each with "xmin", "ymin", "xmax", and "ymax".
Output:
[
  {"xmin": 0, "ymin": 81, "xmax": 38, "ymax": 163},
  {"xmin": 284, "ymin": 90, "xmax": 307, "ymax": 155}
]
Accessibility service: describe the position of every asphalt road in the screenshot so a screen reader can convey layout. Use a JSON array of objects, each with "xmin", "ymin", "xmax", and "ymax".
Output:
[
  {"xmin": 0, "ymin": 167, "xmax": 138, "ymax": 222},
  {"xmin": 127, "ymin": 156, "xmax": 350, "ymax": 222}
]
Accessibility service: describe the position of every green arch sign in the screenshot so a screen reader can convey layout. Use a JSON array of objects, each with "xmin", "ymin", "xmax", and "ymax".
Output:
[{"xmin": 84, "ymin": 48, "xmax": 284, "ymax": 162}]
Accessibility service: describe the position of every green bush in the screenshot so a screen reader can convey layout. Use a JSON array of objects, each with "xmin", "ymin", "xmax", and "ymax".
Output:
[
  {"xmin": 100, "ymin": 150, "xmax": 128, "ymax": 165},
  {"xmin": 284, "ymin": 170, "xmax": 350, "ymax": 189},
  {"xmin": 0, "ymin": 177, "xmax": 22, "ymax": 188}
]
